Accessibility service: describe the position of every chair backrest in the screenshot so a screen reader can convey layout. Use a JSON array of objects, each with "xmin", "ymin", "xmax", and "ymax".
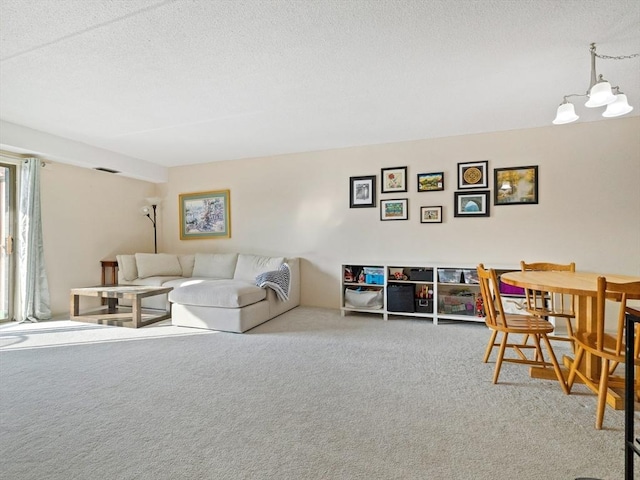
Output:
[
  {"xmin": 597, "ymin": 277, "xmax": 640, "ymax": 356},
  {"xmin": 477, "ymin": 264, "xmax": 508, "ymax": 328},
  {"xmin": 520, "ymin": 261, "xmax": 576, "ymax": 316}
]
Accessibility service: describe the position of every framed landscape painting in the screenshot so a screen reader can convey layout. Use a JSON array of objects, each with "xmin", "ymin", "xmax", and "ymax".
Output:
[
  {"xmin": 417, "ymin": 172, "xmax": 444, "ymax": 192},
  {"xmin": 420, "ymin": 206, "xmax": 443, "ymax": 223},
  {"xmin": 380, "ymin": 198, "xmax": 408, "ymax": 221},
  {"xmin": 349, "ymin": 175, "xmax": 376, "ymax": 208},
  {"xmin": 179, "ymin": 190, "xmax": 231, "ymax": 239},
  {"xmin": 494, "ymin": 165, "xmax": 539, "ymax": 205},
  {"xmin": 454, "ymin": 191, "xmax": 490, "ymax": 217}
]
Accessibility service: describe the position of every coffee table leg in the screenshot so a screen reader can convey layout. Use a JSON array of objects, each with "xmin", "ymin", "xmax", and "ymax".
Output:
[
  {"xmin": 132, "ymin": 296, "xmax": 142, "ymax": 328},
  {"xmin": 70, "ymin": 294, "xmax": 79, "ymax": 318}
]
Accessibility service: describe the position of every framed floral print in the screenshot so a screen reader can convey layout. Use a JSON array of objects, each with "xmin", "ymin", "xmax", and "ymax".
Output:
[{"xmin": 381, "ymin": 166, "xmax": 408, "ymax": 193}]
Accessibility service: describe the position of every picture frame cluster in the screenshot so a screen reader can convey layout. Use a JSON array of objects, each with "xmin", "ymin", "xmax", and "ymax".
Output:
[{"xmin": 349, "ymin": 160, "xmax": 538, "ymax": 223}]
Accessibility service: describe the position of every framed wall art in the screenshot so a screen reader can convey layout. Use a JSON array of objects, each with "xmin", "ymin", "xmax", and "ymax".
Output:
[
  {"xmin": 417, "ymin": 172, "xmax": 444, "ymax": 192},
  {"xmin": 179, "ymin": 189, "xmax": 231, "ymax": 239},
  {"xmin": 457, "ymin": 161, "xmax": 488, "ymax": 189},
  {"xmin": 349, "ymin": 175, "xmax": 376, "ymax": 208},
  {"xmin": 381, "ymin": 166, "xmax": 408, "ymax": 193},
  {"xmin": 494, "ymin": 165, "xmax": 539, "ymax": 205},
  {"xmin": 454, "ymin": 190, "xmax": 490, "ymax": 217},
  {"xmin": 380, "ymin": 198, "xmax": 408, "ymax": 221},
  {"xmin": 420, "ymin": 206, "xmax": 443, "ymax": 223}
]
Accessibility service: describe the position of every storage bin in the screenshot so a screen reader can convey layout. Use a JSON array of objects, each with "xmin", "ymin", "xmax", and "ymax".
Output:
[
  {"xmin": 387, "ymin": 284, "xmax": 415, "ymax": 312},
  {"xmin": 499, "ymin": 281, "xmax": 525, "ymax": 296},
  {"xmin": 365, "ymin": 274, "xmax": 384, "ymax": 285},
  {"xmin": 438, "ymin": 292, "xmax": 477, "ymax": 315},
  {"xmin": 415, "ymin": 299, "xmax": 434, "ymax": 313},
  {"xmin": 344, "ymin": 288, "xmax": 383, "ymax": 309},
  {"xmin": 438, "ymin": 268, "xmax": 463, "ymax": 283},
  {"xmin": 409, "ymin": 269, "xmax": 433, "ymax": 281},
  {"xmin": 461, "ymin": 269, "xmax": 479, "ymax": 284}
]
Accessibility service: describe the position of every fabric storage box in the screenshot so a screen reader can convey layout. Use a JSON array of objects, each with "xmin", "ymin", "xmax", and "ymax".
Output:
[
  {"xmin": 344, "ymin": 288, "xmax": 383, "ymax": 309},
  {"xmin": 499, "ymin": 281, "xmax": 525, "ymax": 296},
  {"xmin": 387, "ymin": 284, "xmax": 415, "ymax": 312},
  {"xmin": 438, "ymin": 292, "xmax": 477, "ymax": 315},
  {"xmin": 414, "ymin": 298, "xmax": 434, "ymax": 313},
  {"xmin": 364, "ymin": 267, "xmax": 384, "ymax": 285},
  {"xmin": 409, "ymin": 269, "xmax": 433, "ymax": 281}
]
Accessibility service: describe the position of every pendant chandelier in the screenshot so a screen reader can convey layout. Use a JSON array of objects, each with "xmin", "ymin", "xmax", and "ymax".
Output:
[{"xmin": 553, "ymin": 43, "xmax": 639, "ymax": 125}]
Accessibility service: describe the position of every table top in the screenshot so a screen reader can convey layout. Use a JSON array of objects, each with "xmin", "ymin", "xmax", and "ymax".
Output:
[
  {"xmin": 71, "ymin": 285, "xmax": 172, "ymax": 298},
  {"xmin": 501, "ymin": 271, "xmax": 640, "ymax": 297}
]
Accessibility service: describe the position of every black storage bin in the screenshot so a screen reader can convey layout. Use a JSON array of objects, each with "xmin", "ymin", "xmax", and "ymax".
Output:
[
  {"xmin": 409, "ymin": 268, "xmax": 433, "ymax": 281},
  {"xmin": 387, "ymin": 284, "xmax": 415, "ymax": 312},
  {"xmin": 414, "ymin": 299, "xmax": 434, "ymax": 313}
]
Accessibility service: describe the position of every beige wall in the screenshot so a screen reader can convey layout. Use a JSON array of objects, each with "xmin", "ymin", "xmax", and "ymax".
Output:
[
  {"xmin": 37, "ymin": 117, "xmax": 639, "ymax": 317},
  {"xmin": 161, "ymin": 117, "xmax": 640, "ymax": 310},
  {"xmin": 40, "ymin": 162, "xmax": 157, "ymax": 316}
]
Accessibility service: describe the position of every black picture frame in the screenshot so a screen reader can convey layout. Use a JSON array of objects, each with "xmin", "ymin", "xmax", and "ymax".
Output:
[
  {"xmin": 380, "ymin": 198, "xmax": 408, "ymax": 221},
  {"xmin": 454, "ymin": 190, "xmax": 490, "ymax": 217},
  {"xmin": 349, "ymin": 175, "xmax": 376, "ymax": 208},
  {"xmin": 457, "ymin": 161, "xmax": 489, "ymax": 189},
  {"xmin": 381, "ymin": 166, "xmax": 408, "ymax": 193},
  {"xmin": 417, "ymin": 172, "xmax": 444, "ymax": 192},
  {"xmin": 420, "ymin": 206, "xmax": 443, "ymax": 223},
  {"xmin": 494, "ymin": 165, "xmax": 539, "ymax": 205}
]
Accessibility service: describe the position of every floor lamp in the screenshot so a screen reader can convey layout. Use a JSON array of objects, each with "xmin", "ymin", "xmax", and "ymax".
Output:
[{"xmin": 141, "ymin": 197, "xmax": 161, "ymax": 253}]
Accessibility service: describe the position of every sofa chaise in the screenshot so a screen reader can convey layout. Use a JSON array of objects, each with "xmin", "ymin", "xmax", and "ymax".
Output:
[{"xmin": 115, "ymin": 252, "xmax": 300, "ymax": 333}]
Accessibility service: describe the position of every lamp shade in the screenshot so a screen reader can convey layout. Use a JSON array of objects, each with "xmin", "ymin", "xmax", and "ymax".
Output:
[
  {"xmin": 602, "ymin": 94, "xmax": 634, "ymax": 118},
  {"xmin": 553, "ymin": 102, "xmax": 579, "ymax": 125},
  {"xmin": 585, "ymin": 81, "xmax": 617, "ymax": 108}
]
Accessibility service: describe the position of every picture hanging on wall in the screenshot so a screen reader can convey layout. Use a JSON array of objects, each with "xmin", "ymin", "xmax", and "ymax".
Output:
[
  {"xmin": 349, "ymin": 175, "xmax": 376, "ymax": 208},
  {"xmin": 454, "ymin": 191, "xmax": 490, "ymax": 217},
  {"xmin": 420, "ymin": 206, "xmax": 443, "ymax": 223},
  {"xmin": 457, "ymin": 161, "xmax": 489, "ymax": 189},
  {"xmin": 417, "ymin": 172, "xmax": 444, "ymax": 192},
  {"xmin": 179, "ymin": 189, "xmax": 231, "ymax": 239},
  {"xmin": 494, "ymin": 165, "xmax": 539, "ymax": 205},
  {"xmin": 380, "ymin": 198, "xmax": 408, "ymax": 221},
  {"xmin": 381, "ymin": 166, "xmax": 408, "ymax": 193}
]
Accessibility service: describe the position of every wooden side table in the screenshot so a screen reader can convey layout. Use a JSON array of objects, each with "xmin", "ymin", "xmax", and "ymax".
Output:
[
  {"xmin": 101, "ymin": 260, "xmax": 118, "ymax": 286},
  {"xmin": 101, "ymin": 260, "xmax": 119, "ymax": 305}
]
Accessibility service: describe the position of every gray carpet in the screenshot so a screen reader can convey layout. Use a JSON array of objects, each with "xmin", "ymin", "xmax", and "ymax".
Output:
[{"xmin": 0, "ymin": 307, "xmax": 634, "ymax": 479}]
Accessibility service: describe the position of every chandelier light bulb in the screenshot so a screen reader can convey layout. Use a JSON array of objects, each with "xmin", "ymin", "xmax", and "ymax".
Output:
[
  {"xmin": 553, "ymin": 102, "xmax": 579, "ymax": 125},
  {"xmin": 585, "ymin": 80, "xmax": 617, "ymax": 108},
  {"xmin": 602, "ymin": 93, "xmax": 634, "ymax": 117}
]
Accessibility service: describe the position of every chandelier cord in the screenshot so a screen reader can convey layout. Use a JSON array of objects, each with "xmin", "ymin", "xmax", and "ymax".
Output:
[{"xmin": 595, "ymin": 52, "xmax": 640, "ymax": 60}]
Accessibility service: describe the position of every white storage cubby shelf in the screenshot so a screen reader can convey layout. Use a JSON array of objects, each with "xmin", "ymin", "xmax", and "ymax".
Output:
[{"xmin": 340, "ymin": 263, "xmax": 524, "ymax": 325}]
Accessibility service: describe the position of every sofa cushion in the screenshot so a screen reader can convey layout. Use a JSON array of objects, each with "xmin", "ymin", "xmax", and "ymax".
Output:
[
  {"xmin": 116, "ymin": 254, "xmax": 138, "ymax": 281},
  {"xmin": 135, "ymin": 253, "xmax": 182, "ymax": 278},
  {"xmin": 178, "ymin": 254, "xmax": 195, "ymax": 277},
  {"xmin": 192, "ymin": 253, "xmax": 238, "ymax": 279},
  {"xmin": 168, "ymin": 280, "xmax": 266, "ymax": 308},
  {"xmin": 233, "ymin": 254, "xmax": 284, "ymax": 283}
]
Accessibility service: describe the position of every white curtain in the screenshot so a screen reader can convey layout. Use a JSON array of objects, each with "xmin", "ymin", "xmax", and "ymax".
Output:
[{"xmin": 17, "ymin": 158, "xmax": 51, "ymax": 322}]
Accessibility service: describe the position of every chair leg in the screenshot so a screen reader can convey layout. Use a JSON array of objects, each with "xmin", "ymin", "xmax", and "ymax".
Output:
[
  {"xmin": 493, "ymin": 332, "xmax": 509, "ymax": 384},
  {"xmin": 540, "ymin": 333, "xmax": 569, "ymax": 394},
  {"xmin": 596, "ymin": 359, "xmax": 610, "ymax": 430},
  {"xmin": 567, "ymin": 345, "xmax": 585, "ymax": 391},
  {"xmin": 483, "ymin": 329, "xmax": 498, "ymax": 363},
  {"xmin": 565, "ymin": 318, "xmax": 576, "ymax": 353}
]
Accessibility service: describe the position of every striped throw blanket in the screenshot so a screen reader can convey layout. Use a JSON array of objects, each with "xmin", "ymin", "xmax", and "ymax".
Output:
[{"xmin": 255, "ymin": 263, "xmax": 291, "ymax": 301}]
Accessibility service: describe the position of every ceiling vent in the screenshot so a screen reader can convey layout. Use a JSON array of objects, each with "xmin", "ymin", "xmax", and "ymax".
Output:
[{"xmin": 94, "ymin": 167, "xmax": 120, "ymax": 174}]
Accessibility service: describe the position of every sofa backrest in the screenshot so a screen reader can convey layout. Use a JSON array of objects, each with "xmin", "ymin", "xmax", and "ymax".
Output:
[
  {"xmin": 233, "ymin": 254, "xmax": 285, "ymax": 283},
  {"xmin": 192, "ymin": 253, "xmax": 238, "ymax": 279}
]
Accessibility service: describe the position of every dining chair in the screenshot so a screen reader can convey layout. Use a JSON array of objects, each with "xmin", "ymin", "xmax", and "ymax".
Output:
[
  {"xmin": 520, "ymin": 261, "xmax": 576, "ymax": 350},
  {"xmin": 567, "ymin": 277, "xmax": 640, "ymax": 429},
  {"xmin": 477, "ymin": 264, "xmax": 569, "ymax": 394}
]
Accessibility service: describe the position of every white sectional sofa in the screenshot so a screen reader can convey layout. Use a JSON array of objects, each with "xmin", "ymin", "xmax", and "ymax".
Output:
[{"xmin": 115, "ymin": 252, "xmax": 300, "ymax": 333}]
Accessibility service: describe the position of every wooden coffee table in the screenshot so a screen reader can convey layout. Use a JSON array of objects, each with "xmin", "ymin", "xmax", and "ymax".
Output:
[{"xmin": 70, "ymin": 285, "xmax": 173, "ymax": 328}]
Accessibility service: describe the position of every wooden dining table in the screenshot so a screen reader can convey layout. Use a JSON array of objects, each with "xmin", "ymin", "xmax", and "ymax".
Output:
[{"xmin": 500, "ymin": 270, "xmax": 640, "ymax": 410}]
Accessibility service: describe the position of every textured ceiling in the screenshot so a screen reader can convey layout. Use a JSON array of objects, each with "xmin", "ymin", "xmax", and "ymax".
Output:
[{"xmin": 1, "ymin": 0, "xmax": 639, "ymax": 179}]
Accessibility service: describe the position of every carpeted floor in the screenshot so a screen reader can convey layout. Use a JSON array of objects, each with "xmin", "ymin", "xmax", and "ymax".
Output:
[{"xmin": 0, "ymin": 307, "xmax": 635, "ymax": 479}]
